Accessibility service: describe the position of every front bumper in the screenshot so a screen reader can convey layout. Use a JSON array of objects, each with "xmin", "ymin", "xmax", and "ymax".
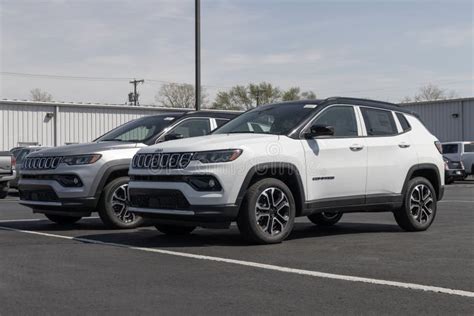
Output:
[
  {"xmin": 445, "ymin": 169, "xmax": 466, "ymax": 181},
  {"xmin": 128, "ymin": 187, "xmax": 240, "ymax": 228},
  {"xmin": 18, "ymin": 184, "xmax": 97, "ymax": 215},
  {"xmin": 0, "ymin": 170, "xmax": 16, "ymax": 183}
]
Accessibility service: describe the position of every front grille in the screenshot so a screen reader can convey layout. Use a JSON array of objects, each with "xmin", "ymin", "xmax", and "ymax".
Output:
[
  {"xmin": 22, "ymin": 174, "xmax": 57, "ymax": 180},
  {"xmin": 23, "ymin": 157, "xmax": 62, "ymax": 170},
  {"xmin": 132, "ymin": 153, "xmax": 193, "ymax": 170},
  {"xmin": 130, "ymin": 175, "xmax": 186, "ymax": 182},
  {"xmin": 20, "ymin": 189, "xmax": 59, "ymax": 202},
  {"xmin": 129, "ymin": 189, "xmax": 190, "ymax": 210}
]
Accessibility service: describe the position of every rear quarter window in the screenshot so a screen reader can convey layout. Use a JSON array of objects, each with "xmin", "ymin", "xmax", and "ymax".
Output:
[
  {"xmin": 396, "ymin": 113, "xmax": 411, "ymax": 132},
  {"xmin": 215, "ymin": 119, "xmax": 229, "ymax": 128}
]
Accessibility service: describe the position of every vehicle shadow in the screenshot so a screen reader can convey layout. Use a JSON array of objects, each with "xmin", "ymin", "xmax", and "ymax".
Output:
[{"xmin": 73, "ymin": 222, "xmax": 403, "ymax": 248}]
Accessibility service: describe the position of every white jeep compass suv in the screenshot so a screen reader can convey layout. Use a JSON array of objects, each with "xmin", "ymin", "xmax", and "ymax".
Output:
[{"xmin": 128, "ymin": 97, "xmax": 445, "ymax": 244}]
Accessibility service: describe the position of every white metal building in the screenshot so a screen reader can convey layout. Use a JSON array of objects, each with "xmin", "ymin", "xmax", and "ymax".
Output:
[
  {"xmin": 0, "ymin": 100, "xmax": 186, "ymax": 150},
  {"xmin": 1, "ymin": 97, "xmax": 473, "ymax": 151}
]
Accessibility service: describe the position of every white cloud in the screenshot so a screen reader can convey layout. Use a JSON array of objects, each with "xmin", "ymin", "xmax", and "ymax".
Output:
[
  {"xmin": 411, "ymin": 25, "xmax": 474, "ymax": 48},
  {"xmin": 220, "ymin": 49, "xmax": 323, "ymax": 66}
]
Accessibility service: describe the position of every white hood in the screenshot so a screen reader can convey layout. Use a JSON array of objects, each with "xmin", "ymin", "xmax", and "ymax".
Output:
[{"xmin": 139, "ymin": 133, "xmax": 280, "ymax": 154}]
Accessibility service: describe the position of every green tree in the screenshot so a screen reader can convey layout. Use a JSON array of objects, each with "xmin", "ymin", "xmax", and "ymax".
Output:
[
  {"xmin": 212, "ymin": 82, "xmax": 316, "ymax": 110},
  {"xmin": 212, "ymin": 82, "xmax": 281, "ymax": 110}
]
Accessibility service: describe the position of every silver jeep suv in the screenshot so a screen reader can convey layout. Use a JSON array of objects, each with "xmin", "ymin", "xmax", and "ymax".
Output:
[{"xmin": 18, "ymin": 111, "xmax": 237, "ymax": 228}]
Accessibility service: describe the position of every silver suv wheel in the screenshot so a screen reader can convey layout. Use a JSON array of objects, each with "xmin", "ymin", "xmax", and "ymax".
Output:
[
  {"xmin": 255, "ymin": 187, "xmax": 290, "ymax": 236},
  {"xmin": 110, "ymin": 184, "xmax": 135, "ymax": 224}
]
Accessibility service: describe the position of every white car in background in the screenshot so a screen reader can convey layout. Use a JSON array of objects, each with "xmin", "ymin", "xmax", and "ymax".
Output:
[{"xmin": 442, "ymin": 142, "xmax": 474, "ymax": 177}]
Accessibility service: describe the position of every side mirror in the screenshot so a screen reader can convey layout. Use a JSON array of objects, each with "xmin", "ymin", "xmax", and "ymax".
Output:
[
  {"xmin": 164, "ymin": 133, "xmax": 184, "ymax": 141},
  {"xmin": 304, "ymin": 124, "xmax": 335, "ymax": 138}
]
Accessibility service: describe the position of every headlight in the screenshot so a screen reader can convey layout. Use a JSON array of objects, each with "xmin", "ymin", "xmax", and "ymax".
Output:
[
  {"xmin": 61, "ymin": 154, "xmax": 102, "ymax": 165},
  {"xmin": 192, "ymin": 149, "xmax": 242, "ymax": 163}
]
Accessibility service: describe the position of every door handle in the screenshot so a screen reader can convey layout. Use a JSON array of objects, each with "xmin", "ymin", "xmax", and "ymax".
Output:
[
  {"xmin": 349, "ymin": 144, "xmax": 364, "ymax": 151},
  {"xmin": 399, "ymin": 142, "xmax": 411, "ymax": 148}
]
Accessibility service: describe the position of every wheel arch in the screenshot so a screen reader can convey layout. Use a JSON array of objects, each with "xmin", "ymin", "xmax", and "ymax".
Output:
[
  {"xmin": 402, "ymin": 163, "xmax": 443, "ymax": 200},
  {"xmin": 93, "ymin": 164, "xmax": 130, "ymax": 200},
  {"xmin": 235, "ymin": 162, "xmax": 306, "ymax": 216}
]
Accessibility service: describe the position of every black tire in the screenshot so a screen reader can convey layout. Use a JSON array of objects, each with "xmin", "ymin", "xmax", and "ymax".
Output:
[
  {"xmin": 155, "ymin": 224, "xmax": 196, "ymax": 235},
  {"xmin": 0, "ymin": 190, "xmax": 8, "ymax": 199},
  {"xmin": 0, "ymin": 183, "xmax": 9, "ymax": 199},
  {"xmin": 45, "ymin": 214, "xmax": 82, "ymax": 224},
  {"xmin": 237, "ymin": 178, "xmax": 296, "ymax": 244},
  {"xmin": 308, "ymin": 212, "xmax": 343, "ymax": 226},
  {"xmin": 445, "ymin": 177, "xmax": 454, "ymax": 185},
  {"xmin": 394, "ymin": 177, "xmax": 437, "ymax": 231},
  {"xmin": 98, "ymin": 176, "xmax": 144, "ymax": 229}
]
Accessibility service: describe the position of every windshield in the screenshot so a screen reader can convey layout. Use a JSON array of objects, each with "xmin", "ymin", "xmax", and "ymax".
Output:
[
  {"xmin": 213, "ymin": 103, "xmax": 318, "ymax": 135},
  {"xmin": 95, "ymin": 115, "xmax": 178, "ymax": 144}
]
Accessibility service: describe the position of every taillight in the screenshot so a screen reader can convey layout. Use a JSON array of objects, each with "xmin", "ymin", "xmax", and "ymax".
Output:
[
  {"xmin": 11, "ymin": 156, "xmax": 16, "ymax": 169},
  {"xmin": 435, "ymin": 141, "xmax": 443, "ymax": 154}
]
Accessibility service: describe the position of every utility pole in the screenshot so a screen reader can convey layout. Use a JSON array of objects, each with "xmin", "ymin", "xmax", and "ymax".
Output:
[
  {"xmin": 129, "ymin": 79, "xmax": 144, "ymax": 106},
  {"xmin": 195, "ymin": 0, "xmax": 201, "ymax": 111}
]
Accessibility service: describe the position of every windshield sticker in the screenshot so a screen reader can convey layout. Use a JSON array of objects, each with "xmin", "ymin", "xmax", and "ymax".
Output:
[{"xmin": 304, "ymin": 104, "xmax": 318, "ymax": 108}]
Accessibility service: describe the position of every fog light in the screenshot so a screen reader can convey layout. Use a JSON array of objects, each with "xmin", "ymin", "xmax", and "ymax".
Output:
[
  {"xmin": 208, "ymin": 179, "xmax": 216, "ymax": 188},
  {"xmin": 56, "ymin": 175, "xmax": 83, "ymax": 187},
  {"xmin": 186, "ymin": 175, "xmax": 221, "ymax": 191}
]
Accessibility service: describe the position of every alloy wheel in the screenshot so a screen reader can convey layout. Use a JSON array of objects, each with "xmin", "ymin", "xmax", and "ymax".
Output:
[
  {"xmin": 255, "ymin": 187, "xmax": 290, "ymax": 236},
  {"xmin": 110, "ymin": 184, "xmax": 135, "ymax": 224},
  {"xmin": 409, "ymin": 184, "xmax": 434, "ymax": 224}
]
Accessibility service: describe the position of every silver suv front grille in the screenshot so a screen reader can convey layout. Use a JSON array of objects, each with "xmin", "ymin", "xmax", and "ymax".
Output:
[
  {"xmin": 132, "ymin": 153, "xmax": 193, "ymax": 170},
  {"xmin": 22, "ymin": 157, "xmax": 62, "ymax": 170}
]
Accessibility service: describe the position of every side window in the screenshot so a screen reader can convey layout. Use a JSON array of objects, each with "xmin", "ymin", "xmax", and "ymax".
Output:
[
  {"xmin": 215, "ymin": 119, "xmax": 229, "ymax": 128},
  {"xmin": 442, "ymin": 144, "xmax": 459, "ymax": 154},
  {"xmin": 464, "ymin": 143, "xmax": 474, "ymax": 153},
  {"xmin": 312, "ymin": 106, "xmax": 358, "ymax": 137},
  {"xmin": 169, "ymin": 118, "xmax": 211, "ymax": 138},
  {"xmin": 361, "ymin": 108, "xmax": 397, "ymax": 136},
  {"xmin": 396, "ymin": 113, "xmax": 411, "ymax": 132}
]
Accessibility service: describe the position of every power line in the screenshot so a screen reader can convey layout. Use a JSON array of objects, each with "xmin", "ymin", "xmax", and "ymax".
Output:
[
  {"xmin": 0, "ymin": 71, "xmax": 232, "ymax": 89},
  {"xmin": 1, "ymin": 71, "xmax": 472, "ymax": 95}
]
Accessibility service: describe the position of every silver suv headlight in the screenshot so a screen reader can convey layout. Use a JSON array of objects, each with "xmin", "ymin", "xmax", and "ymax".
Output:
[
  {"xmin": 192, "ymin": 149, "xmax": 242, "ymax": 163},
  {"xmin": 62, "ymin": 154, "xmax": 102, "ymax": 165}
]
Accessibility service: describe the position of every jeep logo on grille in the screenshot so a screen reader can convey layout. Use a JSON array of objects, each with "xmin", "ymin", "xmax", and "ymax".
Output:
[{"xmin": 132, "ymin": 153, "xmax": 193, "ymax": 170}]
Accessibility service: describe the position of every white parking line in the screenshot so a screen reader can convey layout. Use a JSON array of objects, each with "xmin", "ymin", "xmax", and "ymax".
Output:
[
  {"xmin": 439, "ymin": 200, "xmax": 474, "ymax": 203},
  {"xmin": 0, "ymin": 225, "xmax": 473, "ymax": 298},
  {"xmin": 0, "ymin": 217, "xmax": 100, "ymax": 223}
]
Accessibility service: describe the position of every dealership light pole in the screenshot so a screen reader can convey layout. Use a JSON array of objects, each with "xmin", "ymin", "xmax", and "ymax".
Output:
[{"xmin": 195, "ymin": 0, "xmax": 201, "ymax": 111}]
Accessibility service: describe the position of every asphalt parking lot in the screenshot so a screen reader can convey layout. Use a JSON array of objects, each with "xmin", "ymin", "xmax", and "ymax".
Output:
[{"xmin": 0, "ymin": 182, "xmax": 473, "ymax": 315}]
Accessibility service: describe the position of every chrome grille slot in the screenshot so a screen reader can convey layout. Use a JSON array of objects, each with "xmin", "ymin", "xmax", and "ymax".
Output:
[
  {"xmin": 23, "ymin": 156, "xmax": 63, "ymax": 170},
  {"xmin": 132, "ymin": 153, "xmax": 193, "ymax": 170}
]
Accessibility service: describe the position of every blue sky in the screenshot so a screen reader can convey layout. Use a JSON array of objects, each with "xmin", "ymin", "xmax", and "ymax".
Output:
[{"xmin": 1, "ymin": 0, "xmax": 472, "ymax": 104}]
